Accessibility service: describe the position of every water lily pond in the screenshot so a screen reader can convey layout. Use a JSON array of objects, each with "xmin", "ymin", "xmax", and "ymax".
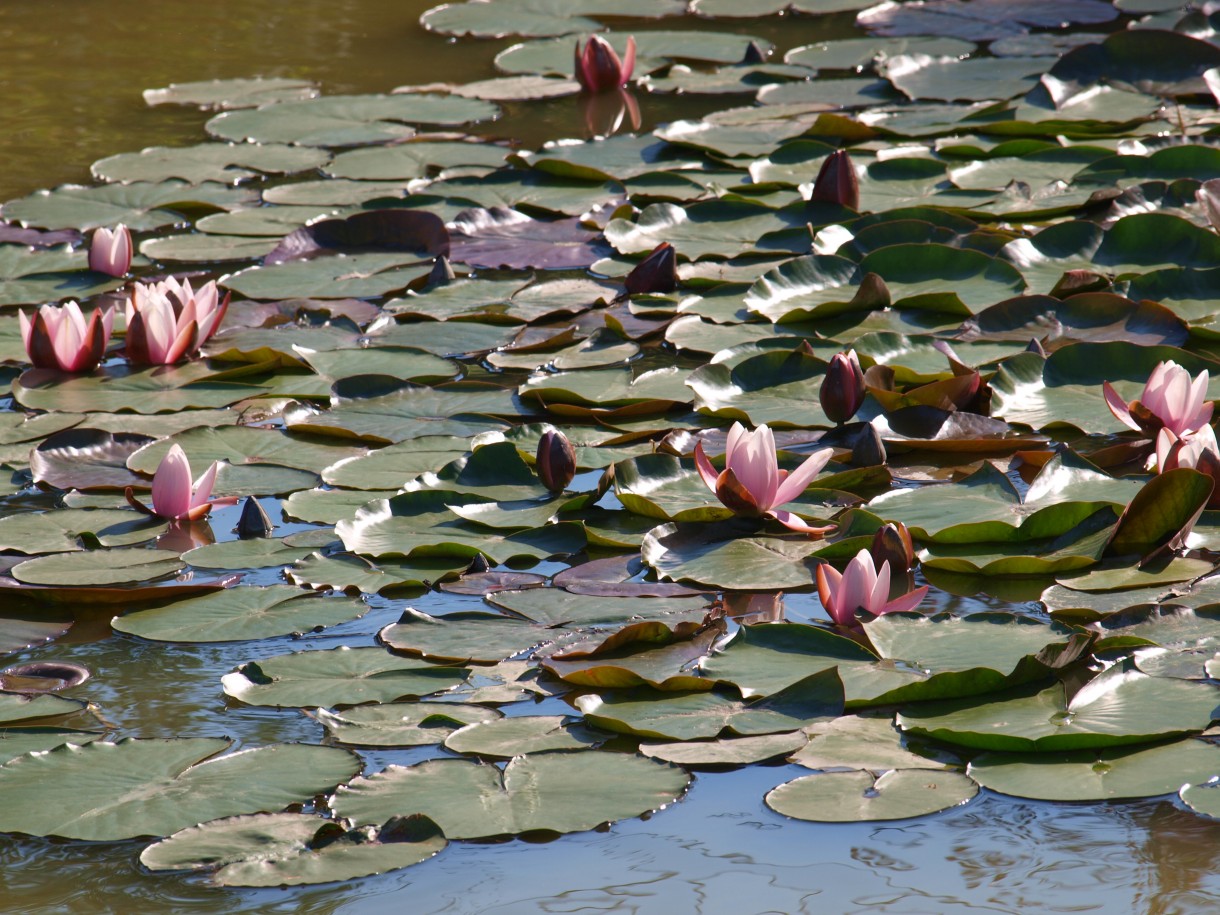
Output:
[{"xmin": 8, "ymin": 0, "xmax": 1220, "ymax": 911}]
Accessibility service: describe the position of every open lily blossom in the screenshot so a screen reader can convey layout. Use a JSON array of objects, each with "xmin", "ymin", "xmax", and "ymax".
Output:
[
  {"xmin": 694, "ymin": 422, "xmax": 835, "ymax": 534},
  {"xmin": 88, "ymin": 224, "xmax": 131, "ymax": 277},
  {"xmin": 1104, "ymin": 361, "xmax": 1212, "ymax": 437},
  {"xmin": 817, "ymin": 549, "xmax": 929, "ymax": 628},
  {"xmin": 574, "ymin": 35, "xmax": 635, "ymax": 93},
  {"xmin": 126, "ymin": 276, "xmax": 230, "ymax": 366},
  {"xmin": 126, "ymin": 444, "xmax": 222, "ymax": 521},
  {"xmin": 1156, "ymin": 425, "xmax": 1220, "ymax": 508},
  {"xmin": 19, "ymin": 301, "xmax": 115, "ymax": 373}
]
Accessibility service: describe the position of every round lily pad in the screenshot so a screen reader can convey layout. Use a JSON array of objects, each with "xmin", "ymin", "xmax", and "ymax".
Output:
[{"xmin": 766, "ymin": 769, "xmax": 978, "ymax": 822}]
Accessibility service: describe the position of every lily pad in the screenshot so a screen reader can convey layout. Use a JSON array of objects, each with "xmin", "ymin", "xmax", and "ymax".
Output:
[{"xmin": 766, "ymin": 769, "xmax": 978, "ymax": 822}]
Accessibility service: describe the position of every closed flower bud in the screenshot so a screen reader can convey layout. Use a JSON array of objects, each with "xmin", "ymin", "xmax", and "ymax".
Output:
[
  {"xmin": 820, "ymin": 350, "xmax": 866, "ymax": 424},
  {"xmin": 88, "ymin": 224, "xmax": 132, "ymax": 278},
  {"xmin": 810, "ymin": 149, "xmax": 859, "ymax": 211},
  {"xmin": 624, "ymin": 242, "xmax": 677, "ymax": 295},
  {"xmin": 870, "ymin": 522, "xmax": 916, "ymax": 573},
  {"xmin": 537, "ymin": 429, "xmax": 577, "ymax": 492}
]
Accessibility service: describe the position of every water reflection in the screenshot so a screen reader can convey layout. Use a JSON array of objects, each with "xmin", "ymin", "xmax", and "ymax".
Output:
[{"xmin": 581, "ymin": 89, "xmax": 642, "ymax": 140}]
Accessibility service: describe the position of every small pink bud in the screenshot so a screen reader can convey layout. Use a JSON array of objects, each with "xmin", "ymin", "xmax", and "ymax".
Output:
[
  {"xmin": 810, "ymin": 150, "xmax": 859, "ymax": 211},
  {"xmin": 537, "ymin": 429, "xmax": 577, "ymax": 492},
  {"xmin": 88, "ymin": 224, "xmax": 132, "ymax": 278},
  {"xmin": 575, "ymin": 35, "xmax": 636, "ymax": 94},
  {"xmin": 820, "ymin": 350, "xmax": 866, "ymax": 424}
]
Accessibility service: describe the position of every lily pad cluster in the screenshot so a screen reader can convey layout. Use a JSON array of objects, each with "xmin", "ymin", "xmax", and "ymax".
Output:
[{"xmin": 3, "ymin": 0, "xmax": 1220, "ymax": 894}]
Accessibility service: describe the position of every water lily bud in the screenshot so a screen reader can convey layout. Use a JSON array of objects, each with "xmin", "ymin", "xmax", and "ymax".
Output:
[
  {"xmin": 19, "ymin": 301, "xmax": 115, "ymax": 373},
  {"xmin": 870, "ymin": 522, "xmax": 916, "ymax": 573},
  {"xmin": 574, "ymin": 35, "xmax": 636, "ymax": 94},
  {"xmin": 820, "ymin": 350, "xmax": 866, "ymax": 424},
  {"xmin": 236, "ymin": 496, "xmax": 275, "ymax": 539},
  {"xmin": 624, "ymin": 242, "xmax": 677, "ymax": 295},
  {"xmin": 88, "ymin": 224, "xmax": 132, "ymax": 278},
  {"xmin": 851, "ymin": 423, "xmax": 887, "ymax": 467},
  {"xmin": 428, "ymin": 255, "xmax": 455, "ymax": 287},
  {"xmin": 810, "ymin": 149, "xmax": 859, "ymax": 211},
  {"xmin": 537, "ymin": 429, "xmax": 577, "ymax": 492},
  {"xmin": 740, "ymin": 41, "xmax": 768, "ymax": 65}
]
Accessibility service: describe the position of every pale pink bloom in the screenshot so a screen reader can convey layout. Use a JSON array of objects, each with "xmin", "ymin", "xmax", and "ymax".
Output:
[
  {"xmin": 126, "ymin": 276, "xmax": 229, "ymax": 365},
  {"xmin": 817, "ymin": 549, "xmax": 928, "ymax": 627},
  {"xmin": 1156, "ymin": 425, "xmax": 1220, "ymax": 509},
  {"xmin": 1104, "ymin": 361, "xmax": 1212, "ymax": 437},
  {"xmin": 694, "ymin": 421, "xmax": 835, "ymax": 535},
  {"xmin": 19, "ymin": 301, "xmax": 115, "ymax": 373},
  {"xmin": 574, "ymin": 35, "xmax": 636, "ymax": 93},
  {"xmin": 126, "ymin": 444, "xmax": 221, "ymax": 521},
  {"xmin": 88, "ymin": 224, "xmax": 131, "ymax": 277}
]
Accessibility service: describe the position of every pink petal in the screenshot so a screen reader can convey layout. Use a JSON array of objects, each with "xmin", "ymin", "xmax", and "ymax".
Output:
[
  {"xmin": 1103, "ymin": 381, "xmax": 1141, "ymax": 432},
  {"xmin": 770, "ymin": 510, "xmax": 836, "ymax": 537},
  {"xmin": 729, "ymin": 427, "xmax": 771, "ymax": 507},
  {"xmin": 620, "ymin": 36, "xmax": 636, "ymax": 84},
  {"xmin": 882, "ymin": 585, "xmax": 929, "ymax": 616},
  {"xmin": 190, "ymin": 460, "xmax": 219, "ymax": 510},
  {"xmin": 151, "ymin": 444, "xmax": 195, "ymax": 519},
  {"xmin": 18, "ymin": 310, "xmax": 31, "ymax": 351},
  {"xmin": 837, "ymin": 551, "xmax": 877, "ymax": 623},
  {"xmin": 1155, "ymin": 428, "xmax": 1180, "ymax": 472},
  {"xmin": 816, "ymin": 563, "xmax": 845, "ymax": 625},
  {"xmin": 723, "ymin": 422, "xmax": 747, "ymax": 466},
  {"xmin": 693, "ymin": 441, "xmax": 719, "ymax": 493},
  {"xmin": 868, "ymin": 559, "xmax": 892, "ymax": 614},
  {"xmin": 772, "ymin": 446, "xmax": 834, "ymax": 507}
]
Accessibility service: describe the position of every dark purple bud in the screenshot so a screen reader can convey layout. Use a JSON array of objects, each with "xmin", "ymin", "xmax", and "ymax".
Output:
[
  {"xmin": 851, "ymin": 423, "xmax": 887, "ymax": 467},
  {"xmin": 624, "ymin": 241, "xmax": 677, "ymax": 295},
  {"xmin": 236, "ymin": 496, "xmax": 274, "ymax": 539},
  {"xmin": 820, "ymin": 350, "xmax": 866, "ymax": 424},
  {"xmin": 428, "ymin": 255, "xmax": 455, "ymax": 287},
  {"xmin": 870, "ymin": 522, "xmax": 916, "ymax": 573},
  {"xmin": 537, "ymin": 429, "xmax": 577, "ymax": 492},
  {"xmin": 810, "ymin": 149, "xmax": 860, "ymax": 211}
]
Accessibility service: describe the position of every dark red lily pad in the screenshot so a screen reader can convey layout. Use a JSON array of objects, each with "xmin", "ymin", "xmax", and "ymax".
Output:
[
  {"xmin": 448, "ymin": 207, "xmax": 608, "ymax": 270},
  {"xmin": 552, "ymin": 554, "xmax": 710, "ymax": 598},
  {"xmin": 265, "ymin": 210, "xmax": 449, "ymax": 265},
  {"xmin": 31, "ymin": 429, "xmax": 155, "ymax": 491}
]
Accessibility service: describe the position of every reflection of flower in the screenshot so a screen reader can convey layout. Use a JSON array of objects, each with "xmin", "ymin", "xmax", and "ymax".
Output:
[
  {"xmin": 127, "ymin": 444, "xmax": 222, "ymax": 521},
  {"xmin": 88, "ymin": 224, "xmax": 131, "ymax": 277},
  {"xmin": 581, "ymin": 88, "xmax": 641, "ymax": 139},
  {"xmin": 1104, "ymin": 361, "xmax": 1212, "ymax": 437},
  {"xmin": 575, "ymin": 35, "xmax": 636, "ymax": 93},
  {"xmin": 1156, "ymin": 425, "xmax": 1220, "ymax": 508},
  {"xmin": 820, "ymin": 350, "xmax": 865, "ymax": 424},
  {"xmin": 817, "ymin": 549, "xmax": 928, "ymax": 627},
  {"xmin": 694, "ymin": 422, "xmax": 835, "ymax": 534},
  {"xmin": 19, "ymin": 301, "xmax": 115, "ymax": 373},
  {"xmin": 126, "ymin": 276, "xmax": 229, "ymax": 365},
  {"xmin": 155, "ymin": 519, "xmax": 216, "ymax": 553}
]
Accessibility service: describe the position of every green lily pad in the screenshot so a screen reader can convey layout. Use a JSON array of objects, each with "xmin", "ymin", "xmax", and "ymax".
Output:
[
  {"xmin": 443, "ymin": 715, "xmax": 604, "ymax": 757},
  {"xmin": 11, "ymin": 549, "xmax": 185, "ymax": 586},
  {"xmin": 576, "ymin": 669, "xmax": 844, "ymax": 740},
  {"xmin": 331, "ymin": 751, "xmax": 690, "ymax": 839},
  {"xmin": 1, "ymin": 181, "xmax": 257, "ymax": 231},
  {"xmin": 92, "ymin": 143, "xmax": 329, "ymax": 185},
  {"xmin": 766, "ymin": 769, "xmax": 978, "ymax": 822},
  {"xmin": 143, "ymin": 77, "xmax": 319, "ymax": 109},
  {"xmin": 221, "ymin": 647, "xmax": 469, "ymax": 708},
  {"xmin": 968, "ymin": 738, "xmax": 1220, "ymax": 801},
  {"xmin": 896, "ymin": 661, "xmax": 1220, "ymax": 752},
  {"xmin": 0, "ymin": 737, "xmax": 361, "ymax": 841},
  {"xmin": 205, "ymin": 94, "xmax": 498, "ymax": 146},
  {"xmin": 112, "ymin": 586, "xmax": 366, "ymax": 643},
  {"xmin": 793, "ymin": 714, "xmax": 957, "ymax": 771},
  {"xmin": 639, "ymin": 731, "xmax": 809, "ymax": 766},
  {"xmin": 141, "ymin": 813, "xmax": 447, "ymax": 887},
  {"xmin": 379, "ymin": 609, "xmax": 558, "ymax": 664},
  {"xmin": 313, "ymin": 702, "xmax": 501, "ymax": 747}
]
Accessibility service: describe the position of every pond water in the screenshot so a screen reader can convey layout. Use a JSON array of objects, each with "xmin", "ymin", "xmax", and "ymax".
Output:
[{"xmin": 5, "ymin": 1, "xmax": 1220, "ymax": 913}]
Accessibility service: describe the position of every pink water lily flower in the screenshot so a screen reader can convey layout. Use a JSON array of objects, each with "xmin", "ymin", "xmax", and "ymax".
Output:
[
  {"xmin": 694, "ymin": 422, "xmax": 835, "ymax": 535},
  {"xmin": 817, "ymin": 549, "xmax": 929, "ymax": 627},
  {"xmin": 126, "ymin": 276, "xmax": 230, "ymax": 366},
  {"xmin": 19, "ymin": 301, "xmax": 115, "ymax": 373},
  {"xmin": 88, "ymin": 224, "xmax": 131, "ymax": 277},
  {"xmin": 1104, "ymin": 361, "xmax": 1212, "ymax": 437},
  {"xmin": 126, "ymin": 444, "xmax": 221, "ymax": 521},
  {"xmin": 1156, "ymin": 425, "xmax": 1220, "ymax": 509},
  {"xmin": 575, "ymin": 35, "xmax": 636, "ymax": 93}
]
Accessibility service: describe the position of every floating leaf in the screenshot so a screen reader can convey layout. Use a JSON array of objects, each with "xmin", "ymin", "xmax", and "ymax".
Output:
[{"xmin": 766, "ymin": 769, "xmax": 978, "ymax": 822}]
